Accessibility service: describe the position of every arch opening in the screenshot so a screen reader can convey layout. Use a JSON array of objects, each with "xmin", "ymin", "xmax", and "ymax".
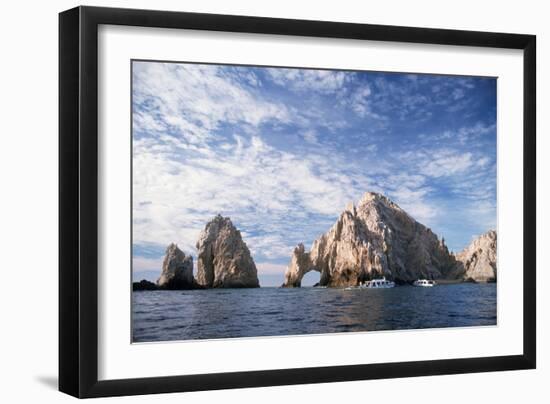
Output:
[{"xmin": 300, "ymin": 270, "xmax": 321, "ymax": 287}]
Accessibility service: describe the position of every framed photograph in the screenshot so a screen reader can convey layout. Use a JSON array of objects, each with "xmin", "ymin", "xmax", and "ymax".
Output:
[{"xmin": 59, "ymin": 6, "xmax": 536, "ymax": 398}]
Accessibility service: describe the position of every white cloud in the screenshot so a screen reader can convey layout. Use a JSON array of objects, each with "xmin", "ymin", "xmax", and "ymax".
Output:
[
  {"xmin": 132, "ymin": 61, "xmax": 496, "ymax": 265},
  {"xmin": 302, "ymin": 129, "xmax": 318, "ymax": 144},
  {"xmin": 452, "ymin": 88, "xmax": 465, "ymax": 100},
  {"xmin": 399, "ymin": 200, "xmax": 438, "ymax": 224},
  {"xmin": 266, "ymin": 68, "xmax": 348, "ymax": 93},
  {"xmin": 133, "ymin": 134, "xmax": 371, "ymax": 260},
  {"xmin": 476, "ymin": 156, "xmax": 490, "ymax": 167},
  {"xmin": 384, "ymin": 176, "xmax": 438, "ymax": 225},
  {"xmin": 365, "ymin": 144, "xmax": 378, "ymax": 152},
  {"xmin": 349, "ymin": 84, "xmax": 380, "ymax": 119},
  {"xmin": 457, "ymin": 122, "xmax": 496, "ymax": 144},
  {"xmin": 133, "ymin": 62, "xmax": 292, "ymax": 145},
  {"xmin": 398, "ymin": 148, "xmax": 476, "ymax": 179},
  {"xmin": 421, "ymin": 150, "xmax": 474, "ymax": 178}
]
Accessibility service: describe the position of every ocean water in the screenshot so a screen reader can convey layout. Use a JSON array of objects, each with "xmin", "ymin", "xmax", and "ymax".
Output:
[{"xmin": 132, "ymin": 283, "xmax": 496, "ymax": 342}]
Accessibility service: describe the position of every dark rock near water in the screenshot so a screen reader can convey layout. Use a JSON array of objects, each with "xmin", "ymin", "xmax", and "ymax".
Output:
[{"xmin": 133, "ymin": 279, "xmax": 158, "ymax": 291}]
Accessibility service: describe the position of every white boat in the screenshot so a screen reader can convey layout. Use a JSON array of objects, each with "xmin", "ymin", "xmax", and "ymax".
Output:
[
  {"xmin": 359, "ymin": 277, "xmax": 395, "ymax": 289},
  {"xmin": 413, "ymin": 279, "xmax": 436, "ymax": 287}
]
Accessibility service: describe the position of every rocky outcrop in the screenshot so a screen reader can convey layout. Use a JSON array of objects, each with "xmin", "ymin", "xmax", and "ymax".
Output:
[
  {"xmin": 133, "ymin": 279, "xmax": 158, "ymax": 291},
  {"xmin": 195, "ymin": 215, "xmax": 259, "ymax": 288},
  {"xmin": 149, "ymin": 216, "xmax": 260, "ymax": 290},
  {"xmin": 283, "ymin": 192, "xmax": 457, "ymax": 287},
  {"xmin": 454, "ymin": 230, "xmax": 497, "ymax": 282},
  {"xmin": 157, "ymin": 243, "xmax": 195, "ymax": 289}
]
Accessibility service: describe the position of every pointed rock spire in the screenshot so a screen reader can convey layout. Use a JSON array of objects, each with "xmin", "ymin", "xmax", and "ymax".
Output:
[
  {"xmin": 157, "ymin": 243, "xmax": 194, "ymax": 289},
  {"xmin": 196, "ymin": 215, "xmax": 259, "ymax": 288}
]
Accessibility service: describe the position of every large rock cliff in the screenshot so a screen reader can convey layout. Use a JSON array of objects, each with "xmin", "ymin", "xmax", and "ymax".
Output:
[
  {"xmin": 157, "ymin": 243, "xmax": 195, "ymax": 289},
  {"xmin": 283, "ymin": 192, "xmax": 457, "ymax": 287},
  {"xmin": 454, "ymin": 230, "xmax": 497, "ymax": 282},
  {"xmin": 196, "ymin": 215, "xmax": 259, "ymax": 288}
]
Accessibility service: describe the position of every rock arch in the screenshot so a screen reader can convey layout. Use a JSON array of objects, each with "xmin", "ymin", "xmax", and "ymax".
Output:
[
  {"xmin": 282, "ymin": 244, "xmax": 312, "ymax": 287},
  {"xmin": 282, "ymin": 193, "xmax": 459, "ymax": 287},
  {"xmin": 282, "ymin": 244, "xmax": 331, "ymax": 287}
]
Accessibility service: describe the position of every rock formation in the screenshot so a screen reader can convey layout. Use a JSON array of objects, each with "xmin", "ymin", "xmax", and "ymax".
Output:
[
  {"xmin": 157, "ymin": 243, "xmax": 195, "ymax": 289},
  {"xmin": 283, "ymin": 192, "xmax": 457, "ymax": 287},
  {"xmin": 133, "ymin": 279, "xmax": 158, "ymax": 291},
  {"xmin": 195, "ymin": 215, "xmax": 259, "ymax": 288},
  {"xmin": 454, "ymin": 230, "xmax": 497, "ymax": 282}
]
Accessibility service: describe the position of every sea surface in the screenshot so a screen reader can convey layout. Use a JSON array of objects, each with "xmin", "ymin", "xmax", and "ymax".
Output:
[{"xmin": 132, "ymin": 283, "xmax": 496, "ymax": 342}]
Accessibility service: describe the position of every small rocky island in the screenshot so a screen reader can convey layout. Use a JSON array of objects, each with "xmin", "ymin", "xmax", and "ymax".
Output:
[
  {"xmin": 133, "ymin": 215, "xmax": 259, "ymax": 290},
  {"xmin": 454, "ymin": 230, "xmax": 497, "ymax": 282},
  {"xmin": 195, "ymin": 214, "xmax": 259, "ymax": 288},
  {"xmin": 157, "ymin": 243, "xmax": 195, "ymax": 289},
  {"xmin": 282, "ymin": 192, "xmax": 497, "ymax": 287}
]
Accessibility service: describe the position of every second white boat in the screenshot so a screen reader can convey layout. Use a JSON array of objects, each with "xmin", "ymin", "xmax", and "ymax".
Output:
[{"xmin": 413, "ymin": 279, "xmax": 436, "ymax": 287}]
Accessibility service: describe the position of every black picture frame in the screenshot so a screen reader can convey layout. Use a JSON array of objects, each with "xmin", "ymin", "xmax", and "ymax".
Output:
[{"xmin": 59, "ymin": 5, "xmax": 536, "ymax": 398}]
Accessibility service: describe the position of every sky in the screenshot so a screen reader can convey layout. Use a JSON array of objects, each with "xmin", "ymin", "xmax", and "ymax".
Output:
[{"xmin": 131, "ymin": 60, "xmax": 497, "ymax": 287}]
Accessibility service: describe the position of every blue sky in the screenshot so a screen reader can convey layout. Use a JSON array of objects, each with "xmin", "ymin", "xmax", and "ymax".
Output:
[{"xmin": 132, "ymin": 61, "xmax": 496, "ymax": 287}]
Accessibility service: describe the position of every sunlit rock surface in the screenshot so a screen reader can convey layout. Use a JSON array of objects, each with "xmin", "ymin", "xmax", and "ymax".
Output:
[
  {"xmin": 283, "ymin": 192, "xmax": 459, "ymax": 287},
  {"xmin": 196, "ymin": 215, "xmax": 259, "ymax": 288},
  {"xmin": 157, "ymin": 243, "xmax": 194, "ymax": 289},
  {"xmin": 454, "ymin": 230, "xmax": 497, "ymax": 283}
]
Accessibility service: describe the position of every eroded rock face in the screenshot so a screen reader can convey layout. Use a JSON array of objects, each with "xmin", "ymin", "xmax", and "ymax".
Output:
[
  {"xmin": 196, "ymin": 215, "xmax": 259, "ymax": 288},
  {"xmin": 454, "ymin": 230, "xmax": 497, "ymax": 282},
  {"xmin": 157, "ymin": 243, "xmax": 194, "ymax": 289},
  {"xmin": 283, "ymin": 192, "xmax": 457, "ymax": 287},
  {"xmin": 284, "ymin": 243, "xmax": 315, "ymax": 287}
]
